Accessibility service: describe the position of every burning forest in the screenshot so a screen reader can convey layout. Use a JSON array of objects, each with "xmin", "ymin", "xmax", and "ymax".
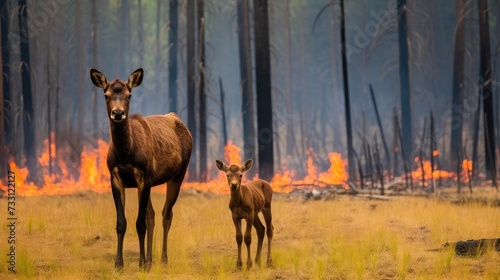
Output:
[{"xmin": 0, "ymin": 136, "xmax": 481, "ymax": 197}]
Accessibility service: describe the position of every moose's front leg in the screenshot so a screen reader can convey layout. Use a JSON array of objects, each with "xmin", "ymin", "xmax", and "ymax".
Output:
[
  {"xmin": 136, "ymin": 173, "xmax": 151, "ymax": 269},
  {"xmin": 111, "ymin": 175, "xmax": 127, "ymax": 270}
]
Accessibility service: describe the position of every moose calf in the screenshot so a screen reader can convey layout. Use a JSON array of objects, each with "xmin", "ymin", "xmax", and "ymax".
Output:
[{"xmin": 215, "ymin": 159, "xmax": 274, "ymax": 269}]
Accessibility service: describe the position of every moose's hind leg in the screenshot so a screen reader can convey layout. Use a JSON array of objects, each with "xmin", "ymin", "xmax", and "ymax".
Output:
[
  {"xmin": 137, "ymin": 185, "xmax": 151, "ymax": 269},
  {"xmin": 145, "ymin": 198, "xmax": 155, "ymax": 267},
  {"xmin": 160, "ymin": 178, "xmax": 183, "ymax": 264}
]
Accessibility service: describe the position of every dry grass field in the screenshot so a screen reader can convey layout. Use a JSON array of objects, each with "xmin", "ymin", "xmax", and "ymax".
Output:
[{"xmin": 1, "ymin": 188, "xmax": 500, "ymax": 279}]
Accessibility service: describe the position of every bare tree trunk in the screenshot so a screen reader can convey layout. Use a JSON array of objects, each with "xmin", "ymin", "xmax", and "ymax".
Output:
[
  {"xmin": 478, "ymin": 0, "xmax": 496, "ymax": 183},
  {"xmin": 19, "ymin": 0, "xmax": 36, "ymax": 176},
  {"xmin": 0, "ymin": 16, "xmax": 5, "ymax": 174},
  {"xmin": 155, "ymin": 0, "xmax": 162, "ymax": 111},
  {"xmin": 283, "ymin": 0, "xmax": 295, "ymax": 157},
  {"xmin": 339, "ymin": 0, "xmax": 355, "ymax": 181},
  {"xmin": 1, "ymin": 1, "xmax": 11, "ymax": 158},
  {"xmin": 91, "ymin": 0, "xmax": 98, "ymax": 144},
  {"xmin": 75, "ymin": 0, "xmax": 84, "ymax": 166},
  {"xmin": 186, "ymin": 0, "xmax": 197, "ymax": 180},
  {"xmin": 237, "ymin": 0, "xmax": 256, "ymax": 176},
  {"xmin": 120, "ymin": 0, "xmax": 130, "ymax": 77},
  {"xmin": 253, "ymin": 0, "xmax": 274, "ymax": 181},
  {"xmin": 198, "ymin": 0, "xmax": 207, "ymax": 182},
  {"xmin": 168, "ymin": 0, "xmax": 178, "ymax": 112},
  {"xmin": 137, "ymin": 0, "xmax": 144, "ymax": 67},
  {"xmin": 398, "ymin": 0, "xmax": 413, "ymax": 163},
  {"xmin": 450, "ymin": 0, "xmax": 466, "ymax": 165},
  {"xmin": 219, "ymin": 78, "xmax": 228, "ymax": 146}
]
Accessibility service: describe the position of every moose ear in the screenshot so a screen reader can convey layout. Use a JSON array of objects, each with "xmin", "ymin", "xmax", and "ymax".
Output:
[
  {"xmin": 90, "ymin": 69, "xmax": 108, "ymax": 89},
  {"xmin": 128, "ymin": 68, "xmax": 143, "ymax": 89},
  {"xmin": 215, "ymin": 160, "xmax": 227, "ymax": 172},
  {"xmin": 241, "ymin": 159, "xmax": 253, "ymax": 173}
]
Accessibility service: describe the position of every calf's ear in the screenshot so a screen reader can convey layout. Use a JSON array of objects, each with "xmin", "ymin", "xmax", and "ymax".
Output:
[
  {"xmin": 215, "ymin": 160, "xmax": 227, "ymax": 172},
  {"xmin": 241, "ymin": 159, "xmax": 253, "ymax": 173}
]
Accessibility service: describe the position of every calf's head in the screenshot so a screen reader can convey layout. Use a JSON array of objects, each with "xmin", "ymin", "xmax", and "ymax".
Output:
[
  {"xmin": 89, "ymin": 68, "xmax": 143, "ymax": 123},
  {"xmin": 216, "ymin": 159, "xmax": 253, "ymax": 191}
]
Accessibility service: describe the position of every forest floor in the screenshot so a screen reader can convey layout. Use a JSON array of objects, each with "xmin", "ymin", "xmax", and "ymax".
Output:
[{"xmin": 1, "ymin": 186, "xmax": 500, "ymax": 279}]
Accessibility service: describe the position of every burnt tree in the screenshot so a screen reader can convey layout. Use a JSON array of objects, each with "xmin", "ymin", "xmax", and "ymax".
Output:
[
  {"xmin": 283, "ymin": 0, "xmax": 295, "ymax": 157},
  {"xmin": 19, "ymin": 0, "xmax": 35, "ymax": 173},
  {"xmin": 168, "ymin": 0, "xmax": 178, "ymax": 112},
  {"xmin": 450, "ymin": 0, "xmax": 465, "ymax": 165},
  {"xmin": 0, "ymin": 16, "xmax": 5, "ymax": 173},
  {"xmin": 398, "ymin": 0, "xmax": 413, "ymax": 162},
  {"xmin": 237, "ymin": 0, "xmax": 256, "ymax": 178},
  {"xmin": 253, "ymin": 0, "xmax": 274, "ymax": 181},
  {"xmin": 198, "ymin": 0, "xmax": 207, "ymax": 181},
  {"xmin": 186, "ymin": 0, "xmax": 197, "ymax": 180},
  {"xmin": 478, "ymin": 0, "xmax": 496, "ymax": 182},
  {"xmin": 339, "ymin": 0, "xmax": 355, "ymax": 181},
  {"xmin": 1, "ymin": 1, "xmax": 10, "ymax": 157}
]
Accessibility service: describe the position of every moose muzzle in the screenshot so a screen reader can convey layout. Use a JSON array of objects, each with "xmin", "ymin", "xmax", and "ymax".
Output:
[{"xmin": 111, "ymin": 109, "xmax": 126, "ymax": 122}]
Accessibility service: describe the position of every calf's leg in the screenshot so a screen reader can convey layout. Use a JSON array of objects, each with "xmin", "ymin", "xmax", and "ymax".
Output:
[
  {"xmin": 262, "ymin": 207, "xmax": 273, "ymax": 267},
  {"xmin": 253, "ymin": 215, "xmax": 265, "ymax": 266},
  {"xmin": 233, "ymin": 217, "xmax": 243, "ymax": 268}
]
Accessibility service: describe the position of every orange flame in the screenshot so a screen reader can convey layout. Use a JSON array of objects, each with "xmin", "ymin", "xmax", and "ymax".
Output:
[
  {"xmin": 271, "ymin": 151, "xmax": 349, "ymax": 192},
  {"xmin": 461, "ymin": 159, "xmax": 473, "ymax": 182},
  {"xmin": 1, "ymin": 137, "xmax": 469, "ymax": 196},
  {"xmin": 411, "ymin": 160, "xmax": 456, "ymax": 184}
]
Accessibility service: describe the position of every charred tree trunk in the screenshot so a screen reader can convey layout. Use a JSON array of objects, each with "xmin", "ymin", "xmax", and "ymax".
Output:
[
  {"xmin": 186, "ymin": 0, "xmax": 197, "ymax": 180},
  {"xmin": 339, "ymin": 0, "xmax": 355, "ymax": 182},
  {"xmin": 198, "ymin": 0, "xmax": 207, "ymax": 182},
  {"xmin": 253, "ymin": 0, "xmax": 274, "ymax": 181},
  {"xmin": 450, "ymin": 0, "xmax": 466, "ymax": 165},
  {"xmin": 137, "ymin": 0, "xmax": 144, "ymax": 67},
  {"xmin": 472, "ymin": 91, "xmax": 481, "ymax": 179},
  {"xmin": 237, "ymin": 0, "xmax": 256, "ymax": 176},
  {"xmin": 398, "ymin": 0, "xmax": 413, "ymax": 163},
  {"xmin": 478, "ymin": 0, "xmax": 496, "ymax": 182},
  {"xmin": 76, "ymin": 0, "xmax": 84, "ymax": 164},
  {"xmin": 155, "ymin": 0, "xmax": 162, "ymax": 110},
  {"xmin": 370, "ymin": 84, "xmax": 390, "ymax": 168},
  {"xmin": 91, "ymin": 0, "xmax": 98, "ymax": 144},
  {"xmin": 19, "ymin": 0, "xmax": 35, "ymax": 175},
  {"xmin": 168, "ymin": 0, "xmax": 178, "ymax": 112},
  {"xmin": 1, "ymin": 1, "xmax": 10, "ymax": 156},
  {"xmin": 283, "ymin": 0, "xmax": 295, "ymax": 157},
  {"xmin": 0, "ymin": 18, "xmax": 5, "ymax": 174},
  {"xmin": 219, "ymin": 78, "xmax": 228, "ymax": 146}
]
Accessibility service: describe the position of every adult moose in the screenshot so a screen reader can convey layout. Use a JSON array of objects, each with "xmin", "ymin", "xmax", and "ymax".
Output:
[
  {"xmin": 90, "ymin": 68, "xmax": 192, "ymax": 269},
  {"xmin": 215, "ymin": 159, "xmax": 274, "ymax": 269}
]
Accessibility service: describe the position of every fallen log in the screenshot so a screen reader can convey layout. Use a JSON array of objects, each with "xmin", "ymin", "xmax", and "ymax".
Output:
[{"xmin": 444, "ymin": 239, "xmax": 500, "ymax": 256}]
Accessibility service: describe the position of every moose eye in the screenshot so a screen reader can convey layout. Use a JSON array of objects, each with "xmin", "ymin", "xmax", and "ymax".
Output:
[
  {"xmin": 104, "ymin": 95, "xmax": 109, "ymax": 102},
  {"xmin": 226, "ymin": 175, "xmax": 229, "ymax": 178},
  {"xmin": 239, "ymin": 174, "xmax": 242, "ymax": 178},
  {"xmin": 127, "ymin": 95, "xmax": 131, "ymax": 101}
]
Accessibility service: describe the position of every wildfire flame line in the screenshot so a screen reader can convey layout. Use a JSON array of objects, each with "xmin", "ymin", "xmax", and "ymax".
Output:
[{"xmin": 0, "ymin": 139, "xmax": 473, "ymax": 196}]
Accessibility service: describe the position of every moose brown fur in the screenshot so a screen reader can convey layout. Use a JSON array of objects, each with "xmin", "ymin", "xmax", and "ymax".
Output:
[
  {"xmin": 90, "ymin": 68, "xmax": 193, "ymax": 269},
  {"xmin": 216, "ymin": 159, "xmax": 274, "ymax": 269}
]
